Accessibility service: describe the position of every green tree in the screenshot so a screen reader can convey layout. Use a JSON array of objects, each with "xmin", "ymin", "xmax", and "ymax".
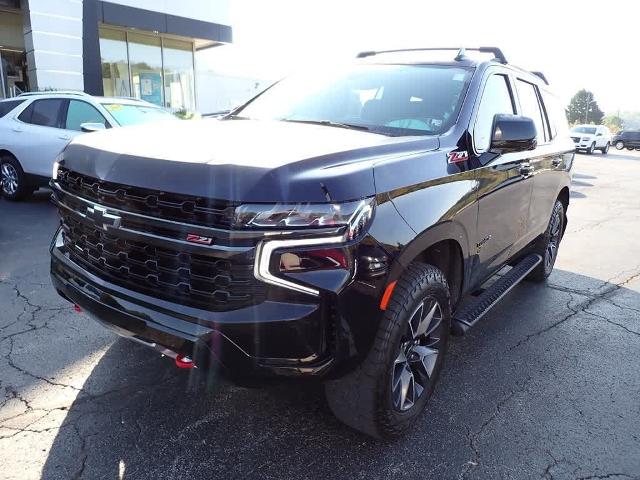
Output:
[
  {"xmin": 566, "ymin": 89, "xmax": 605, "ymax": 125},
  {"xmin": 603, "ymin": 115, "xmax": 624, "ymax": 133}
]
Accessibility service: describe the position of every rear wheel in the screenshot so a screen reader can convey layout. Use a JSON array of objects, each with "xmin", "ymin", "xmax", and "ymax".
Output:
[
  {"xmin": 600, "ymin": 142, "xmax": 610, "ymax": 154},
  {"xmin": 325, "ymin": 263, "xmax": 450, "ymax": 439},
  {"xmin": 0, "ymin": 155, "xmax": 32, "ymax": 201},
  {"xmin": 527, "ymin": 200, "xmax": 564, "ymax": 282},
  {"xmin": 627, "ymin": 147, "xmax": 635, "ymax": 151},
  {"xmin": 615, "ymin": 141, "xmax": 624, "ymax": 150}
]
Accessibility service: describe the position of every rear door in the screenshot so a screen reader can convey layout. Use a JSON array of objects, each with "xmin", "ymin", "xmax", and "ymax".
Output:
[
  {"xmin": 471, "ymin": 71, "xmax": 534, "ymax": 285},
  {"xmin": 13, "ymin": 98, "xmax": 68, "ymax": 177},
  {"xmin": 513, "ymin": 79, "xmax": 559, "ymax": 245}
]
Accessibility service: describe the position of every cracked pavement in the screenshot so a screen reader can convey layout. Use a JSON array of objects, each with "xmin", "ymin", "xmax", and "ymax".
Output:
[{"xmin": 1, "ymin": 151, "xmax": 639, "ymax": 480}]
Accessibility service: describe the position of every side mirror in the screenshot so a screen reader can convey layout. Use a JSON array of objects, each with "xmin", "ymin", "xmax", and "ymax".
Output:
[
  {"xmin": 80, "ymin": 122, "xmax": 106, "ymax": 133},
  {"xmin": 490, "ymin": 114, "xmax": 537, "ymax": 154}
]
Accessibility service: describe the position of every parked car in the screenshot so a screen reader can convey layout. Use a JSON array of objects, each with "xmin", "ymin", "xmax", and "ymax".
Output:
[
  {"xmin": 0, "ymin": 92, "xmax": 176, "ymax": 200},
  {"xmin": 569, "ymin": 124, "xmax": 611, "ymax": 154},
  {"xmin": 611, "ymin": 130, "xmax": 640, "ymax": 151},
  {"xmin": 50, "ymin": 47, "xmax": 573, "ymax": 438}
]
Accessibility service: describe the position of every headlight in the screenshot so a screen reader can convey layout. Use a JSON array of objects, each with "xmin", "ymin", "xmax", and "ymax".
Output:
[
  {"xmin": 252, "ymin": 198, "xmax": 375, "ymax": 296},
  {"xmin": 52, "ymin": 161, "xmax": 60, "ymax": 180},
  {"xmin": 235, "ymin": 197, "xmax": 374, "ymax": 238}
]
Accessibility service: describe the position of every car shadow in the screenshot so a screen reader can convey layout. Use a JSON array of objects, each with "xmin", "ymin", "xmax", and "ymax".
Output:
[{"xmin": 39, "ymin": 269, "xmax": 640, "ymax": 479}]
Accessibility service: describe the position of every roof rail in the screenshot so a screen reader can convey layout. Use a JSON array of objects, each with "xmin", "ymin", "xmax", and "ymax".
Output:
[
  {"xmin": 356, "ymin": 46, "xmax": 508, "ymax": 64},
  {"xmin": 18, "ymin": 90, "xmax": 90, "ymax": 97},
  {"xmin": 530, "ymin": 71, "xmax": 549, "ymax": 85}
]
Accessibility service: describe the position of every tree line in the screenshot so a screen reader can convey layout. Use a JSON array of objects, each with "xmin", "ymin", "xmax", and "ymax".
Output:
[{"xmin": 566, "ymin": 89, "xmax": 628, "ymax": 132}]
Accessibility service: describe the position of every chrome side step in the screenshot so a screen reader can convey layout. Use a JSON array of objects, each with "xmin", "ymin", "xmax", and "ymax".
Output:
[{"xmin": 452, "ymin": 254, "xmax": 542, "ymax": 335}]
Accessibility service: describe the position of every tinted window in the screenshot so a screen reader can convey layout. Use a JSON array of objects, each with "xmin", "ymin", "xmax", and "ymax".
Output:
[
  {"xmin": 65, "ymin": 100, "xmax": 107, "ymax": 131},
  {"xmin": 0, "ymin": 99, "xmax": 26, "ymax": 118},
  {"xmin": 474, "ymin": 74, "xmax": 515, "ymax": 152},
  {"xmin": 572, "ymin": 126, "xmax": 597, "ymax": 135},
  {"xmin": 238, "ymin": 64, "xmax": 473, "ymax": 136},
  {"xmin": 516, "ymin": 80, "xmax": 547, "ymax": 142},
  {"xmin": 21, "ymin": 99, "xmax": 65, "ymax": 128},
  {"xmin": 101, "ymin": 103, "xmax": 175, "ymax": 126},
  {"xmin": 17, "ymin": 102, "xmax": 34, "ymax": 123},
  {"xmin": 540, "ymin": 90, "xmax": 569, "ymax": 140}
]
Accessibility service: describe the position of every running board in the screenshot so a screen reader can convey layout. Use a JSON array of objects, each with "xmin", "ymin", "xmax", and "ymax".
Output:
[{"xmin": 452, "ymin": 254, "xmax": 542, "ymax": 335}]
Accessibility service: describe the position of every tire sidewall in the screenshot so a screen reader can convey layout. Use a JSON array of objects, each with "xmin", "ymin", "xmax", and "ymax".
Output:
[
  {"xmin": 377, "ymin": 271, "xmax": 451, "ymax": 434},
  {"xmin": 615, "ymin": 141, "xmax": 624, "ymax": 150},
  {"xmin": 542, "ymin": 201, "xmax": 565, "ymax": 277}
]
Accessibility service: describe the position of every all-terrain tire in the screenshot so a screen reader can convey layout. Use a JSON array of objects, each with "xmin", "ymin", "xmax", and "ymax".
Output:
[
  {"xmin": 324, "ymin": 263, "xmax": 451, "ymax": 439},
  {"xmin": 527, "ymin": 200, "xmax": 565, "ymax": 282}
]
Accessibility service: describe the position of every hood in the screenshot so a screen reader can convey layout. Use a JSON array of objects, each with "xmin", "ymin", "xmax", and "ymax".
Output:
[{"xmin": 61, "ymin": 118, "xmax": 439, "ymax": 202}]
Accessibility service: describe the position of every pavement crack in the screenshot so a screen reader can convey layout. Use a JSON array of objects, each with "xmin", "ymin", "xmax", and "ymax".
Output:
[{"xmin": 584, "ymin": 310, "xmax": 640, "ymax": 337}]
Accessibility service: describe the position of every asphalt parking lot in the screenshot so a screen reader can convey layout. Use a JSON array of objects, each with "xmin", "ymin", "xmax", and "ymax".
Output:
[{"xmin": 1, "ymin": 150, "xmax": 639, "ymax": 480}]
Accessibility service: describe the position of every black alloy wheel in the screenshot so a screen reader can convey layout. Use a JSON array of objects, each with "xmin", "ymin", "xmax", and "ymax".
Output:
[{"xmin": 325, "ymin": 263, "xmax": 451, "ymax": 438}]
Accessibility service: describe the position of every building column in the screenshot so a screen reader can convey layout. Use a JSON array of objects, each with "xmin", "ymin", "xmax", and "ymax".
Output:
[{"xmin": 21, "ymin": 0, "xmax": 84, "ymax": 91}]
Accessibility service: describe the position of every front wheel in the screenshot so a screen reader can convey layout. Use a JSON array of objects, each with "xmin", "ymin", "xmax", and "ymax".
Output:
[
  {"xmin": 325, "ymin": 263, "xmax": 451, "ymax": 439},
  {"xmin": 587, "ymin": 143, "xmax": 595, "ymax": 155},
  {"xmin": 615, "ymin": 141, "xmax": 624, "ymax": 150},
  {"xmin": 601, "ymin": 142, "xmax": 610, "ymax": 154},
  {"xmin": 527, "ymin": 200, "xmax": 565, "ymax": 282},
  {"xmin": 1, "ymin": 155, "xmax": 32, "ymax": 201}
]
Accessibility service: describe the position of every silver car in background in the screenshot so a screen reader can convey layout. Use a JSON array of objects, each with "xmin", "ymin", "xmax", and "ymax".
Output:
[{"xmin": 0, "ymin": 92, "xmax": 176, "ymax": 200}]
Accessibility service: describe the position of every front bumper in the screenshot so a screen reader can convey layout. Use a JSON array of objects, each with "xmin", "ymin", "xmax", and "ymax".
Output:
[{"xmin": 51, "ymin": 242, "xmax": 336, "ymax": 379}]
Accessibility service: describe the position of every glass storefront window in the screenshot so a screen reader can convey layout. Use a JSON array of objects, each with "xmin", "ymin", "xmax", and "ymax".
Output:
[
  {"xmin": 99, "ymin": 28, "xmax": 197, "ymax": 111},
  {"xmin": 162, "ymin": 38, "xmax": 195, "ymax": 112},
  {"xmin": 128, "ymin": 33, "xmax": 164, "ymax": 107},
  {"xmin": 99, "ymin": 29, "xmax": 130, "ymax": 98}
]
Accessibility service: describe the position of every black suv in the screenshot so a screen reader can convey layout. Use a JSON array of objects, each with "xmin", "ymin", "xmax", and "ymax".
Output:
[
  {"xmin": 50, "ymin": 47, "xmax": 573, "ymax": 438},
  {"xmin": 612, "ymin": 130, "xmax": 640, "ymax": 150}
]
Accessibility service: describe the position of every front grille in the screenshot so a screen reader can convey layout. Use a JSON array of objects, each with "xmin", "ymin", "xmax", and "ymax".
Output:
[
  {"xmin": 60, "ymin": 214, "xmax": 265, "ymax": 310},
  {"xmin": 56, "ymin": 167, "xmax": 236, "ymax": 229},
  {"xmin": 571, "ymin": 136, "xmax": 580, "ymax": 143}
]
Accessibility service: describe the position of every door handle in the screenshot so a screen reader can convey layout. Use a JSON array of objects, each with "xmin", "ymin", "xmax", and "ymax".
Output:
[
  {"xmin": 519, "ymin": 164, "xmax": 534, "ymax": 177},
  {"xmin": 58, "ymin": 135, "xmax": 71, "ymax": 141},
  {"xmin": 12, "ymin": 127, "xmax": 23, "ymax": 133}
]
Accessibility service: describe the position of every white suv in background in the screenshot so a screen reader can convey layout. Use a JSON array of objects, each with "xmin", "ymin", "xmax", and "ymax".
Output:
[
  {"xmin": 570, "ymin": 124, "xmax": 611, "ymax": 154},
  {"xmin": 0, "ymin": 92, "xmax": 176, "ymax": 200}
]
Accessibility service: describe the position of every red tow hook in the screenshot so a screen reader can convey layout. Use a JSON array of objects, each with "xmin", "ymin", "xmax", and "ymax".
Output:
[
  {"xmin": 175, "ymin": 354, "xmax": 196, "ymax": 369},
  {"xmin": 73, "ymin": 305, "xmax": 82, "ymax": 313}
]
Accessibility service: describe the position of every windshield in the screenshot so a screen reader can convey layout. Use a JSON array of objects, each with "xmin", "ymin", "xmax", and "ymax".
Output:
[
  {"xmin": 101, "ymin": 103, "xmax": 176, "ymax": 126},
  {"xmin": 571, "ymin": 126, "xmax": 597, "ymax": 134},
  {"xmin": 235, "ymin": 64, "xmax": 473, "ymax": 136}
]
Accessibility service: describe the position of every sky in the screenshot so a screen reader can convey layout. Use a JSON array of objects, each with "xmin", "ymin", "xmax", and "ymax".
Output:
[{"xmin": 202, "ymin": 0, "xmax": 640, "ymax": 114}]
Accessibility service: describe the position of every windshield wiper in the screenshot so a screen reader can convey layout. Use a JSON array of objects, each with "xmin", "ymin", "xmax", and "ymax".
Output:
[{"xmin": 280, "ymin": 119, "xmax": 370, "ymax": 132}]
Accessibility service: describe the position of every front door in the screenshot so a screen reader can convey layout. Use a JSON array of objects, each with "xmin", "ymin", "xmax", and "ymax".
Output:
[{"xmin": 470, "ymin": 72, "xmax": 534, "ymax": 286}]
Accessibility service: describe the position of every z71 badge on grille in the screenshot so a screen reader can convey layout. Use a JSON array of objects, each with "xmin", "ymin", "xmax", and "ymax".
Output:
[{"xmin": 186, "ymin": 234, "xmax": 213, "ymax": 245}]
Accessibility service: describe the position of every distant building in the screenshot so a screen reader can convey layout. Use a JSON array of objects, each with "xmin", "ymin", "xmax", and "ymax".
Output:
[{"xmin": 0, "ymin": 0, "xmax": 232, "ymax": 112}]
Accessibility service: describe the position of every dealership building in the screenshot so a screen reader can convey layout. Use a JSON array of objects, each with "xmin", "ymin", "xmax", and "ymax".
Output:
[{"xmin": 0, "ymin": 0, "xmax": 232, "ymax": 112}]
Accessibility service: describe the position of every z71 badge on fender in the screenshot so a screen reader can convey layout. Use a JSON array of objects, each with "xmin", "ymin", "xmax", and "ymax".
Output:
[{"xmin": 447, "ymin": 151, "xmax": 469, "ymax": 163}]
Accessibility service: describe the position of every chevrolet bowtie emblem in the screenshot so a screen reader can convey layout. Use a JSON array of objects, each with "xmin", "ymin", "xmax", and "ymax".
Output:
[{"xmin": 86, "ymin": 205, "xmax": 121, "ymax": 231}]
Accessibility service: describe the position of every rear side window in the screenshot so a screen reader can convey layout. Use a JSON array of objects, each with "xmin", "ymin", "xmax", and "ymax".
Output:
[
  {"xmin": 0, "ymin": 99, "xmax": 25, "ymax": 118},
  {"xmin": 474, "ymin": 74, "xmax": 515, "ymax": 152},
  {"xmin": 540, "ymin": 90, "xmax": 569, "ymax": 140},
  {"xmin": 19, "ymin": 99, "xmax": 65, "ymax": 128},
  {"xmin": 516, "ymin": 80, "xmax": 548, "ymax": 143},
  {"xmin": 65, "ymin": 100, "xmax": 108, "ymax": 131}
]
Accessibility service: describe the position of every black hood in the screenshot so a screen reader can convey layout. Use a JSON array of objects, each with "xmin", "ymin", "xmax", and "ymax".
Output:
[{"xmin": 61, "ymin": 118, "xmax": 439, "ymax": 203}]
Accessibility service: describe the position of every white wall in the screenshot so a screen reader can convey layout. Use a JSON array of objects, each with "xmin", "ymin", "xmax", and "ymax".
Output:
[
  {"xmin": 104, "ymin": 0, "xmax": 231, "ymax": 26},
  {"xmin": 22, "ymin": 0, "xmax": 84, "ymax": 91}
]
